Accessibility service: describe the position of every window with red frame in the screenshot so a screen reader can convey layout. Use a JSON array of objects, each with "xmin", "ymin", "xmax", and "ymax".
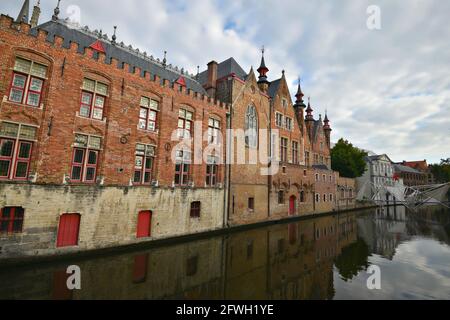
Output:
[
  {"xmin": 190, "ymin": 201, "xmax": 201, "ymax": 218},
  {"xmin": 206, "ymin": 155, "xmax": 219, "ymax": 187},
  {"xmin": 174, "ymin": 149, "xmax": 191, "ymax": 186},
  {"xmin": 70, "ymin": 134, "xmax": 101, "ymax": 183},
  {"xmin": 138, "ymin": 97, "xmax": 159, "ymax": 132},
  {"xmin": 134, "ymin": 144, "xmax": 155, "ymax": 185},
  {"xmin": 0, "ymin": 122, "xmax": 37, "ymax": 180},
  {"xmin": 8, "ymin": 57, "xmax": 47, "ymax": 107},
  {"xmin": 207, "ymin": 118, "xmax": 221, "ymax": 144},
  {"xmin": 79, "ymin": 78, "xmax": 108, "ymax": 120},
  {"xmin": 0, "ymin": 207, "xmax": 24, "ymax": 234},
  {"xmin": 177, "ymin": 109, "xmax": 193, "ymax": 139},
  {"xmin": 280, "ymin": 138, "xmax": 288, "ymax": 162},
  {"xmin": 292, "ymin": 141, "xmax": 299, "ymax": 164}
]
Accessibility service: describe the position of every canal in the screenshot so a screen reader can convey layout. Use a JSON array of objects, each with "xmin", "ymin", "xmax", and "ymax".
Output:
[{"xmin": 0, "ymin": 206, "xmax": 449, "ymax": 300}]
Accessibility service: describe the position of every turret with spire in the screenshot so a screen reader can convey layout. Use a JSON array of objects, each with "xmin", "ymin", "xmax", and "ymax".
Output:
[
  {"xmin": 30, "ymin": 0, "xmax": 41, "ymax": 28},
  {"xmin": 257, "ymin": 46, "xmax": 269, "ymax": 92},
  {"xmin": 15, "ymin": 0, "xmax": 30, "ymax": 25},
  {"xmin": 305, "ymin": 97, "xmax": 315, "ymax": 140},
  {"xmin": 52, "ymin": 0, "xmax": 61, "ymax": 21},
  {"xmin": 294, "ymin": 77, "xmax": 306, "ymax": 130},
  {"xmin": 323, "ymin": 111, "xmax": 332, "ymax": 146}
]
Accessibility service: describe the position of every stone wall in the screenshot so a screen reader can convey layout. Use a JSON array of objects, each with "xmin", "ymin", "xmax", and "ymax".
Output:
[{"xmin": 0, "ymin": 183, "xmax": 225, "ymax": 259}]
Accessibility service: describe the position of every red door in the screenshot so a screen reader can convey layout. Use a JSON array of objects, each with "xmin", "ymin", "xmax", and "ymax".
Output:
[
  {"xmin": 132, "ymin": 254, "xmax": 149, "ymax": 283},
  {"xmin": 136, "ymin": 211, "xmax": 152, "ymax": 238},
  {"xmin": 289, "ymin": 196, "xmax": 296, "ymax": 216},
  {"xmin": 57, "ymin": 214, "xmax": 80, "ymax": 248}
]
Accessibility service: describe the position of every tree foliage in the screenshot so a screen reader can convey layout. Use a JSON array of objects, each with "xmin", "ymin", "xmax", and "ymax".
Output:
[
  {"xmin": 331, "ymin": 139, "xmax": 368, "ymax": 178},
  {"xmin": 430, "ymin": 158, "xmax": 450, "ymax": 183}
]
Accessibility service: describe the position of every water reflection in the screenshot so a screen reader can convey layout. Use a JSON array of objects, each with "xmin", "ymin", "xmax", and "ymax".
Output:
[{"xmin": 0, "ymin": 206, "xmax": 449, "ymax": 300}]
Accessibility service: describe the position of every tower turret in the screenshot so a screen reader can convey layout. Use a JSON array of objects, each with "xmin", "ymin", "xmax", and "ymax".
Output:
[
  {"xmin": 323, "ymin": 111, "xmax": 332, "ymax": 146},
  {"xmin": 293, "ymin": 77, "xmax": 306, "ymax": 129},
  {"xmin": 257, "ymin": 46, "xmax": 269, "ymax": 92}
]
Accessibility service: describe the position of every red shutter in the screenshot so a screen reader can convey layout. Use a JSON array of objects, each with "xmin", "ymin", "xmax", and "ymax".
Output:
[
  {"xmin": 57, "ymin": 214, "xmax": 81, "ymax": 248},
  {"xmin": 52, "ymin": 270, "xmax": 73, "ymax": 300},
  {"xmin": 132, "ymin": 254, "xmax": 149, "ymax": 283},
  {"xmin": 136, "ymin": 211, "xmax": 152, "ymax": 238}
]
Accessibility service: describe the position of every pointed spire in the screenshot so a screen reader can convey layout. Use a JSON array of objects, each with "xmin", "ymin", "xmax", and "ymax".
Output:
[
  {"xmin": 257, "ymin": 45, "xmax": 269, "ymax": 84},
  {"xmin": 305, "ymin": 96, "xmax": 314, "ymax": 121},
  {"xmin": 16, "ymin": 0, "xmax": 30, "ymax": 24},
  {"xmin": 52, "ymin": 0, "xmax": 61, "ymax": 21},
  {"xmin": 294, "ymin": 77, "xmax": 306, "ymax": 109},
  {"xmin": 111, "ymin": 26, "xmax": 117, "ymax": 44},
  {"xmin": 30, "ymin": 0, "xmax": 41, "ymax": 28},
  {"xmin": 162, "ymin": 50, "xmax": 167, "ymax": 67},
  {"xmin": 323, "ymin": 110, "xmax": 331, "ymax": 130}
]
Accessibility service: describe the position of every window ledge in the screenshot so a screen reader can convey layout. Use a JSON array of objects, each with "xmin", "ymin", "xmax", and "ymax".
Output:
[
  {"xmin": 2, "ymin": 96, "xmax": 44, "ymax": 110},
  {"xmin": 137, "ymin": 126, "xmax": 159, "ymax": 135},
  {"xmin": 75, "ymin": 112, "xmax": 107, "ymax": 123}
]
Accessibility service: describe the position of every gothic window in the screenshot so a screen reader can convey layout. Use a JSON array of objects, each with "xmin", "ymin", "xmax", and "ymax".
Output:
[
  {"xmin": 134, "ymin": 144, "xmax": 156, "ymax": 185},
  {"xmin": 139, "ymin": 97, "xmax": 159, "ymax": 132},
  {"xmin": 245, "ymin": 105, "xmax": 258, "ymax": 148},
  {"xmin": 71, "ymin": 134, "xmax": 102, "ymax": 183},
  {"xmin": 9, "ymin": 57, "xmax": 48, "ymax": 107},
  {"xmin": 0, "ymin": 122, "xmax": 37, "ymax": 181},
  {"xmin": 80, "ymin": 78, "xmax": 108, "ymax": 120}
]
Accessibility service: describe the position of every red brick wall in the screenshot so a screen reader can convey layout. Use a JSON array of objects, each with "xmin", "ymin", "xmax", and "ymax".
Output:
[{"xmin": 0, "ymin": 16, "xmax": 228, "ymax": 188}]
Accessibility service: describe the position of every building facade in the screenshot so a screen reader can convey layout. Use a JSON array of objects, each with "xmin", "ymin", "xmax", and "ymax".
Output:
[
  {"xmin": 356, "ymin": 154, "xmax": 399, "ymax": 202},
  {"xmin": 0, "ymin": 2, "xmax": 356, "ymax": 260}
]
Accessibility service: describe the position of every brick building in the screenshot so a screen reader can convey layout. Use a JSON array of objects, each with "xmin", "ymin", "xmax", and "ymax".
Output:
[
  {"xmin": 199, "ymin": 51, "xmax": 338, "ymax": 225},
  {"xmin": 0, "ymin": 2, "xmax": 354, "ymax": 259}
]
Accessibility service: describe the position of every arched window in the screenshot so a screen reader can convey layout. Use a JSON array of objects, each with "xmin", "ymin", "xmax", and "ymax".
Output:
[
  {"xmin": 245, "ymin": 105, "xmax": 258, "ymax": 148},
  {"xmin": 300, "ymin": 191, "xmax": 305, "ymax": 203}
]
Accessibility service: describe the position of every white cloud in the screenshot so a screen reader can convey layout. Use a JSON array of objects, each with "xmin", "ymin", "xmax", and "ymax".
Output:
[{"xmin": 1, "ymin": 0, "xmax": 448, "ymax": 163}]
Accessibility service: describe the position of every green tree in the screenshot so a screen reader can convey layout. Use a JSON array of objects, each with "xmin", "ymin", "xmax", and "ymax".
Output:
[
  {"xmin": 331, "ymin": 139, "xmax": 368, "ymax": 178},
  {"xmin": 430, "ymin": 158, "xmax": 450, "ymax": 183}
]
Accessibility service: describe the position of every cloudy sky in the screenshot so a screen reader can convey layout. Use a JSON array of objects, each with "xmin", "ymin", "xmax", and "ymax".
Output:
[{"xmin": 1, "ymin": 0, "xmax": 449, "ymax": 163}]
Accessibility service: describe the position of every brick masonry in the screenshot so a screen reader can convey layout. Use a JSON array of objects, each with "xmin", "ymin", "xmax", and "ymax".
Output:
[{"xmin": 0, "ymin": 14, "xmax": 359, "ymax": 260}]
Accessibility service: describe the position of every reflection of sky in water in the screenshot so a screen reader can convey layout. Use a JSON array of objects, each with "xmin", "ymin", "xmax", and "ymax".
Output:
[{"xmin": 334, "ymin": 238, "xmax": 450, "ymax": 300}]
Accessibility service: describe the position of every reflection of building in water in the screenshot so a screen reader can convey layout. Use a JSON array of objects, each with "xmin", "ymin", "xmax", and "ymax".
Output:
[
  {"xmin": 0, "ymin": 212, "xmax": 361, "ymax": 300},
  {"xmin": 357, "ymin": 206, "xmax": 450, "ymax": 261},
  {"xmin": 0, "ymin": 238, "xmax": 226, "ymax": 300},
  {"xmin": 246, "ymin": 214, "xmax": 356, "ymax": 299},
  {"xmin": 357, "ymin": 206, "xmax": 409, "ymax": 260}
]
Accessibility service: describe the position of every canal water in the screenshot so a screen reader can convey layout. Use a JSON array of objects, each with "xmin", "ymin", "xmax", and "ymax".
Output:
[{"xmin": 0, "ymin": 206, "xmax": 449, "ymax": 300}]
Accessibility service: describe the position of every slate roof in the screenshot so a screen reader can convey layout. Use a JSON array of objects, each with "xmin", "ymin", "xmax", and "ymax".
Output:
[
  {"xmin": 365, "ymin": 154, "xmax": 393, "ymax": 163},
  {"xmin": 198, "ymin": 57, "xmax": 248, "ymax": 85},
  {"xmin": 312, "ymin": 164, "xmax": 330, "ymax": 171},
  {"xmin": 267, "ymin": 78, "xmax": 281, "ymax": 98},
  {"xmin": 394, "ymin": 164, "xmax": 421, "ymax": 174},
  {"xmin": 34, "ymin": 19, "xmax": 207, "ymax": 95}
]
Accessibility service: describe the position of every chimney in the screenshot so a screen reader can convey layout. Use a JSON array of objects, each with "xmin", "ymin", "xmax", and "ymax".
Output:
[
  {"xmin": 30, "ymin": 1, "xmax": 41, "ymax": 28},
  {"xmin": 205, "ymin": 61, "xmax": 218, "ymax": 99}
]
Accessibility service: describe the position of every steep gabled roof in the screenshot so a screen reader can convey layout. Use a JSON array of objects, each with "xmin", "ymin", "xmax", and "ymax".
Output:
[
  {"xmin": 268, "ymin": 78, "xmax": 282, "ymax": 98},
  {"xmin": 365, "ymin": 154, "xmax": 393, "ymax": 164},
  {"xmin": 198, "ymin": 57, "xmax": 247, "ymax": 85},
  {"xmin": 35, "ymin": 19, "xmax": 207, "ymax": 94}
]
